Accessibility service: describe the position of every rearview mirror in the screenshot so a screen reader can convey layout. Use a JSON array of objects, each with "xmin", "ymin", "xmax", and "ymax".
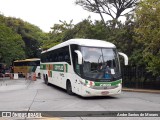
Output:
[
  {"xmin": 74, "ymin": 50, "xmax": 83, "ymax": 65},
  {"xmin": 118, "ymin": 52, "xmax": 128, "ymax": 65}
]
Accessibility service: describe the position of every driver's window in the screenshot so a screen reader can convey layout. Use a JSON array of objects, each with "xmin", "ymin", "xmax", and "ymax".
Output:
[{"xmin": 83, "ymin": 62, "xmax": 91, "ymax": 73}]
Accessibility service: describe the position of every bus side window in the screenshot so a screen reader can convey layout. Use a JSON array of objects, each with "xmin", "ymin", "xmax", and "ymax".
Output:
[
  {"xmin": 64, "ymin": 52, "xmax": 71, "ymax": 64},
  {"xmin": 65, "ymin": 54, "xmax": 69, "ymax": 61}
]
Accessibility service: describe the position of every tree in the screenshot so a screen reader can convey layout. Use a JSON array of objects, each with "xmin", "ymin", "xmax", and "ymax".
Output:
[
  {"xmin": 74, "ymin": 18, "xmax": 108, "ymax": 39},
  {"xmin": 41, "ymin": 20, "xmax": 75, "ymax": 50},
  {"xmin": 43, "ymin": 18, "xmax": 108, "ymax": 49},
  {"xmin": 75, "ymin": 0, "xmax": 138, "ymax": 27},
  {"xmin": 134, "ymin": 0, "xmax": 160, "ymax": 75},
  {"xmin": 4, "ymin": 17, "xmax": 48, "ymax": 58},
  {"xmin": 0, "ymin": 24, "xmax": 25, "ymax": 65},
  {"xmin": 50, "ymin": 20, "xmax": 75, "ymax": 41}
]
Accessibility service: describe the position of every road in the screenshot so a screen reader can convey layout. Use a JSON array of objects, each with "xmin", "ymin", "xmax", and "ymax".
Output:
[{"xmin": 0, "ymin": 77, "xmax": 160, "ymax": 120}]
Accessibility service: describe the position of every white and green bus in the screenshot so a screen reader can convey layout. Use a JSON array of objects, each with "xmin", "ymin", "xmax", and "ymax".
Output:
[{"xmin": 40, "ymin": 39, "xmax": 128, "ymax": 97}]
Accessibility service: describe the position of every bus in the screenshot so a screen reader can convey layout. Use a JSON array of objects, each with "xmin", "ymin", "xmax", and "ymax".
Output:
[
  {"xmin": 13, "ymin": 58, "xmax": 40, "ymax": 78},
  {"xmin": 40, "ymin": 39, "xmax": 128, "ymax": 97}
]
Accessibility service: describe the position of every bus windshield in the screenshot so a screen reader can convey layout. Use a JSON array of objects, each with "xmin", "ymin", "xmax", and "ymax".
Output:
[{"xmin": 81, "ymin": 47, "xmax": 120, "ymax": 81}]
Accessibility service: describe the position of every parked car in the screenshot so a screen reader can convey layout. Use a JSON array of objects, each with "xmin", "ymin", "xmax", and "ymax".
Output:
[{"xmin": 5, "ymin": 69, "xmax": 10, "ymax": 77}]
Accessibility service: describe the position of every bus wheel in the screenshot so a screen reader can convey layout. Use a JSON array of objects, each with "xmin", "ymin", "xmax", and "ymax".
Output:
[
  {"xmin": 43, "ymin": 74, "xmax": 46, "ymax": 82},
  {"xmin": 66, "ymin": 80, "xmax": 73, "ymax": 95},
  {"xmin": 38, "ymin": 73, "xmax": 41, "ymax": 79},
  {"xmin": 45, "ymin": 75, "xmax": 49, "ymax": 85}
]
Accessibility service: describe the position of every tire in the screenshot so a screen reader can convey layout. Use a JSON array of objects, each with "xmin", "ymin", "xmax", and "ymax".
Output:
[
  {"xmin": 66, "ymin": 80, "xmax": 73, "ymax": 95},
  {"xmin": 43, "ymin": 74, "xmax": 46, "ymax": 82},
  {"xmin": 45, "ymin": 75, "xmax": 49, "ymax": 85},
  {"xmin": 38, "ymin": 73, "xmax": 41, "ymax": 79}
]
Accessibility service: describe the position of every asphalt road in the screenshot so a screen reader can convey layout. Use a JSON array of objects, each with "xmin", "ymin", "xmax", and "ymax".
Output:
[{"xmin": 0, "ymin": 77, "xmax": 160, "ymax": 120}]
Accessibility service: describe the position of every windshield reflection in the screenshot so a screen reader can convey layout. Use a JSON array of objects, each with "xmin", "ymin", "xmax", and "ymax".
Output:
[{"xmin": 81, "ymin": 47, "xmax": 120, "ymax": 81}]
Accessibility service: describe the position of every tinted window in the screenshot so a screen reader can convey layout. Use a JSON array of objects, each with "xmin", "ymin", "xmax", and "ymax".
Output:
[{"xmin": 41, "ymin": 46, "xmax": 71, "ymax": 64}]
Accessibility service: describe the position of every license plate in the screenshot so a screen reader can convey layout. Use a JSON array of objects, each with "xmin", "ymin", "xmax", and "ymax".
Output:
[{"xmin": 101, "ymin": 91, "xmax": 109, "ymax": 95}]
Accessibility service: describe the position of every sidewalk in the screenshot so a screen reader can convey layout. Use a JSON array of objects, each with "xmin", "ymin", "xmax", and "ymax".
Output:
[{"xmin": 122, "ymin": 88, "xmax": 160, "ymax": 94}]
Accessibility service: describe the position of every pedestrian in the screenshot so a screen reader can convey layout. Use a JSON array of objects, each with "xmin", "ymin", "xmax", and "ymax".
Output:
[{"xmin": 10, "ymin": 65, "xmax": 14, "ymax": 79}]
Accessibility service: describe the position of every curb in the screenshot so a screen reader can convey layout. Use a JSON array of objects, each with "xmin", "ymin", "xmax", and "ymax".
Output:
[{"xmin": 122, "ymin": 88, "xmax": 160, "ymax": 94}]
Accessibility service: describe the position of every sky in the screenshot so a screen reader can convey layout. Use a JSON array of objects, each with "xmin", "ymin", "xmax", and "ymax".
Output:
[{"xmin": 0, "ymin": 0, "xmax": 102, "ymax": 32}]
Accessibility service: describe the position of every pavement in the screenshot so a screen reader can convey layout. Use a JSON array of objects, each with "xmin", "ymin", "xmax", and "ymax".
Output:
[
  {"xmin": 0, "ymin": 77, "xmax": 160, "ymax": 120},
  {"xmin": 0, "ymin": 77, "xmax": 160, "ymax": 94},
  {"xmin": 0, "ymin": 77, "xmax": 63, "ymax": 120}
]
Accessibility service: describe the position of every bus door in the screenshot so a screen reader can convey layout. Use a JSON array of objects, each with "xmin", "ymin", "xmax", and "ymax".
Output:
[
  {"xmin": 71, "ymin": 44, "xmax": 82, "ymax": 94},
  {"xmin": 73, "ymin": 56, "xmax": 82, "ymax": 94}
]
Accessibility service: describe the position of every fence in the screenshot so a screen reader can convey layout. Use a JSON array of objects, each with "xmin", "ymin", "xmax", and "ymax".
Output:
[{"xmin": 121, "ymin": 65, "xmax": 160, "ymax": 90}]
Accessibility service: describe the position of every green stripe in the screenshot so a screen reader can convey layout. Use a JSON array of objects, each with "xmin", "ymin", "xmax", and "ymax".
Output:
[
  {"xmin": 94, "ymin": 79, "xmax": 122, "ymax": 86},
  {"xmin": 40, "ymin": 64, "xmax": 46, "ymax": 70},
  {"xmin": 53, "ymin": 64, "xmax": 64, "ymax": 72},
  {"xmin": 50, "ymin": 71, "xmax": 52, "ymax": 77},
  {"xmin": 85, "ymin": 79, "xmax": 122, "ymax": 86},
  {"xmin": 40, "ymin": 64, "xmax": 68, "ymax": 72},
  {"xmin": 65, "ymin": 64, "xmax": 68, "ymax": 72}
]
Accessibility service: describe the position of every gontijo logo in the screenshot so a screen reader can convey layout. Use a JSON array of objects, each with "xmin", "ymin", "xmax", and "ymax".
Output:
[
  {"xmin": 54, "ymin": 65, "xmax": 64, "ymax": 71},
  {"xmin": 100, "ymin": 84, "xmax": 111, "ymax": 87}
]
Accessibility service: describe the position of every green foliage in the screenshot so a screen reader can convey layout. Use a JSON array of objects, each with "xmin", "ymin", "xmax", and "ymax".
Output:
[
  {"xmin": 2, "ymin": 0, "xmax": 160, "ymax": 78},
  {"xmin": 42, "ymin": 18, "xmax": 108, "ymax": 50},
  {"xmin": 41, "ymin": 20, "xmax": 73, "ymax": 49},
  {"xmin": 46, "ymin": 17, "xmax": 139, "ymax": 66},
  {"xmin": 134, "ymin": 0, "xmax": 160, "ymax": 75},
  {"xmin": 74, "ymin": 19, "xmax": 107, "ymax": 40},
  {"xmin": 0, "ymin": 24, "xmax": 25, "ymax": 65},
  {"xmin": 4, "ymin": 17, "xmax": 48, "ymax": 58},
  {"xmin": 73, "ymin": 19, "xmax": 94, "ymax": 38},
  {"xmin": 42, "ymin": 39, "xmax": 60, "ymax": 50},
  {"xmin": 0, "ymin": 14, "xmax": 5, "ymax": 23},
  {"xmin": 0, "ymin": 14, "xmax": 49, "ymax": 65}
]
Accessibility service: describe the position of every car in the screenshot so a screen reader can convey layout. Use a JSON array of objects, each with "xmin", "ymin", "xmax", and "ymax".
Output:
[
  {"xmin": 5, "ymin": 69, "xmax": 10, "ymax": 77},
  {"xmin": 0, "ymin": 73, "xmax": 3, "ymax": 77}
]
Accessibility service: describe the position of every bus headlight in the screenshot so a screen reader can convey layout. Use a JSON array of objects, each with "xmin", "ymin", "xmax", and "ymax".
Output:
[
  {"xmin": 118, "ymin": 83, "xmax": 122, "ymax": 87},
  {"xmin": 80, "ymin": 80, "xmax": 95, "ymax": 88},
  {"xmin": 80, "ymin": 80, "xmax": 87, "ymax": 86}
]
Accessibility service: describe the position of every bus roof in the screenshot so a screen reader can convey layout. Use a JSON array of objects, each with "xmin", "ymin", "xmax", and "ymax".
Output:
[
  {"xmin": 14, "ymin": 58, "xmax": 40, "ymax": 62},
  {"xmin": 42, "ymin": 39, "xmax": 116, "ymax": 53}
]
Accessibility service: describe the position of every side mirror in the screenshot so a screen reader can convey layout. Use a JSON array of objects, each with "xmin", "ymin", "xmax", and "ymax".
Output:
[
  {"xmin": 118, "ymin": 52, "xmax": 128, "ymax": 65},
  {"xmin": 74, "ymin": 50, "xmax": 83, "ymax": 65}
]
